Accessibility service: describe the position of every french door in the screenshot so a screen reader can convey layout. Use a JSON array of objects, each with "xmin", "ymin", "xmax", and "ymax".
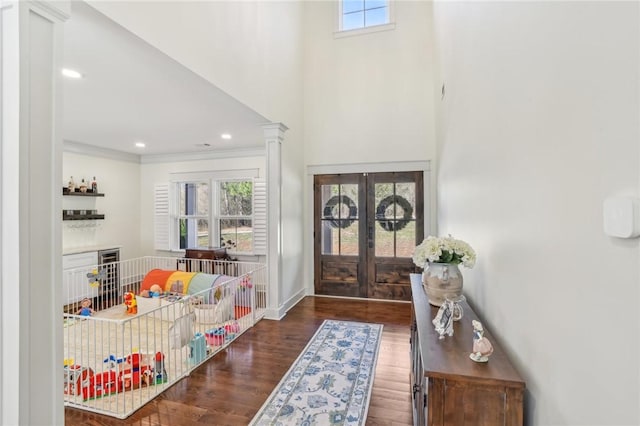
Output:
[{"xmin": 313, "ymin": 171, "xmax": 424, "ymax": 301}]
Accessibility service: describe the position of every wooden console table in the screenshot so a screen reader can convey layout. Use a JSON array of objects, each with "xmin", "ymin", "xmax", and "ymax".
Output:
[
  {"xmin": 181, "ymin": 247, "xmax": 237, "ymax": 275},
  {"xmin": 410, "ymin": 274, "xmax": 525, "ymax": 425}
]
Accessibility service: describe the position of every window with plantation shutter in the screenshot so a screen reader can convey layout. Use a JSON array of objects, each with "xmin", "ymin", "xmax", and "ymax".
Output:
[{"xmin": 154, "ymin": 176, "xmax": 265, "ymax": 255}]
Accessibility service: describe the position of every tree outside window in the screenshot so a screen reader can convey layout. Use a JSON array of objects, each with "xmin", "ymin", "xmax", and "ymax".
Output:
[
  {"xmin": 219, "ymin": 181, "xmax": 253, "ymax": 253},
  {"xmin": 175, "ymin": 180, "xmax": 255, "ymax": 253}
]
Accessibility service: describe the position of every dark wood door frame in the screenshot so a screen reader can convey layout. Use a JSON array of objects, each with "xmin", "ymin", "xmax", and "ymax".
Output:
[
  {"xmin": 313, "ymin": 171, "xmax": 424, "ymax": 301},
  {"xmin": 313, "ymin": 173, "xmax": 367, "ymax": 298},
  {"xmin": 366, "ymin": 171, "xmax": 424, "ymax": 300}
]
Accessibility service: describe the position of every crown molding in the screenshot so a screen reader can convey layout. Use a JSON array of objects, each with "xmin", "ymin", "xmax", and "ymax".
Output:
[
  {"xmin": 140, "ymin": 146, "xmax": 266, "ymax": 164},
  {"xmin": 63, "ymin": 140, "xmax": 141, "ymax": 163},
  {"xmin": 63, "ymin": 141, "xmax": 267, "ymax": 164}
]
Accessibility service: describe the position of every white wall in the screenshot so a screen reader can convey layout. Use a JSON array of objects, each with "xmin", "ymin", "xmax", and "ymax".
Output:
[
  {"xmin": 89, "ymin": 1, "xmax": 306, "ymax": 313},
  {"xmin": 303, "ymin": 1, "xmax": 436, "ymax": 165},
  {"xmin": 433, "ymin": 2, "xmax": 639, "ymax": 425},
  {"xmin": 63, "ymin": 152, "xmax": 142, "ymax": 259}
]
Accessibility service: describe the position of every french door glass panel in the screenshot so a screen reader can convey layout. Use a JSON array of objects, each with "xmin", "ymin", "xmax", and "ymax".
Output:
[
  {"xmin": 320, "ymin": 183, "xmax": 359, "ymax": 256},
  {"xmin": 374, "ymin": 182, "xmax": 417, "ymax": 257}
]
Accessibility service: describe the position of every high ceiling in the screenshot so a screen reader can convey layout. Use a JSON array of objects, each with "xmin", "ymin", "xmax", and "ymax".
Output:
[{"xmin": 63, "ymin": 2, "xmax": 269, "ymax": 157}]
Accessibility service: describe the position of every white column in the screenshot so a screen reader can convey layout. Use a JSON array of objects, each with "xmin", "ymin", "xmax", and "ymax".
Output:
[
  {"xmin": 1, "ymin": 1, "xmax": 68, "ymax": 424},
  {"xmin": 262, "ymin": 122, "xmax": 288, "ymax": 320}
]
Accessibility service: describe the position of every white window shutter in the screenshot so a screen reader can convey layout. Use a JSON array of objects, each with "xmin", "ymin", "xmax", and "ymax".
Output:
[
  {"xmin": 154, "ymin": 183, "xmax": 171, "ymax": 250},
  {"xmin": 253, "ymin": 179, "xmax": 267, "ymax": 255}
]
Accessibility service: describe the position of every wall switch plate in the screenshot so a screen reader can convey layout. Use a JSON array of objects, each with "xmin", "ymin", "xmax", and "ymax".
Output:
[{"xmin": 603, "ymin": 197, "xmax": 640, "ymax": 238}]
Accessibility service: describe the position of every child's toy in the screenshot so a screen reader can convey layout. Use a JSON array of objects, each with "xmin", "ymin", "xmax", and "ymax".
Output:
[
  {"xmin": 76, "ymin": 298, "xmax": 95, "ymax": 316},
  {"xmin": 64, "ymin": 364, "xmax": 93, "ymax": 396},
  {"xmin": 150, "ymin": 284, "xmax": 163, "ymax": 297},
  {"xmin": 170, "ymin": 280, "xmax": 184, "ymax": 294},
  {"xmin": 103, "ymin": 354, "xmax": 126, "ymax": 370},
  {"xmin": 188, "ymin": 333, "xmax": 207, "ymax": 365},
  {"xmin": 82, "ymin": 354, "xmax": 125, "ymax": 400},
  {"xmin": 224, "ymin": 321, "xmax": 240, "ymax": 340},
  {"xmin": 86, "ymin": 268, "xmax": 106, "ymax": 288},
  {"xmin": 83, "ymin": 370, "xmax": 121, "ymax": 400},
  {"xmin": 154, "ymin": 352, "xmax": 168, "ymax": 384},
  {"xmin": 121, "ymin": 352, "xmax": 152, "ymax": 390},
  {"xmin": 123, "ymin": 292, "xmax": 138, "ymax": 314},
  {"xmin": 205, "ymin": 327, "xmax": 226, "ymax": 346},
  {"xmin": 140, "ymin": 283, "xmax": 164, "ymax": 298},
  {"xmin": 82, "ymin": 351, "xmax": 166, "ymax": 400}
]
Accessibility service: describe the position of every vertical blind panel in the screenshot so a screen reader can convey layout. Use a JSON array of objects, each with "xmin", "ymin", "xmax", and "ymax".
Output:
[
  {"xmin": 154, "ymin": 183, "xmax": 171, "ymax": 250},
  {"xmin": 253, "ymin": 179, "xmax": 267, "ymax": 255}
]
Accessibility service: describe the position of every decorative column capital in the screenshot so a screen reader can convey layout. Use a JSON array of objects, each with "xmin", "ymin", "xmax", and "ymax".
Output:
[
  {"xmin": 29, "ymin": 0, "xmax": 71, "ymax": 21},
  {"xmin": 262, "ymin": 122, "xmax": 289, "ymax": 142}
]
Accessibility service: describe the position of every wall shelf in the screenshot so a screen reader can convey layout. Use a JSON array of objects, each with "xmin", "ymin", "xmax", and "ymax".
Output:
[
  {"xmin": 62, "ymin": 189, "xmax": 104, "ymax": 197},
  {"xmin": 62, "ymin": 211, "xmax": 105, "ymax": 221}
]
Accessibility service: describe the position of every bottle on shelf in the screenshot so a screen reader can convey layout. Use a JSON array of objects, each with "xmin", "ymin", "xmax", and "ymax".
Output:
[
  {"xmin": 68, "ymin": 176, "xmax": 76, "ymax": 192},
  {"xmin": 79, "ymin": 178, "xmax": 88, "ymax": 193},
  {"xmin": 91, "ymin": 176, "xmax": 98, "ymax": 193}
]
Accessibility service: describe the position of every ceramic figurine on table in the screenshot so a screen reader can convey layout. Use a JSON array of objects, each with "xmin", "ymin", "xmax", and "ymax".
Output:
[
  {"xmin": 470, "ymin": 320, "xmax": 494, "ymax": 362},
  {"xmin": 432, "ymin": 300, "xmax": 454, "ymax": 339}
]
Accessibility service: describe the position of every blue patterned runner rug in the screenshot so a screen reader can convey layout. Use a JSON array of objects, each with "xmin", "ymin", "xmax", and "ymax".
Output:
[{"xmin": 250, "ymin": 320, "xmax": 384, "ymax": 426}]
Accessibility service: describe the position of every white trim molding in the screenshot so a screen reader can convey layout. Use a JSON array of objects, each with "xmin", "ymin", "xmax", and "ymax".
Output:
[
  {"xmin": 307, "ymin": 160, "xmax": 430, "ymax": 175},
  {"xmin": 262, "ymin": 122, "xmax": 288, "ymax": 319},
  {"xmin": 141, "ymin": 146, "xmax": 266, "ymax": 164},
  {"xmin": 64, "ymin": 140, "xmax": 140, "ymax": 163},
  {"xmin": 263, "ymin": 287, "xmax": 306, "ymax": 321},
  {"xmin": 1, "ymin": 1, "xmax": 69, "ymax": 424},
  {"xmin": 63, "ymin": 140, "xmax": 266, "ymax": 164}
]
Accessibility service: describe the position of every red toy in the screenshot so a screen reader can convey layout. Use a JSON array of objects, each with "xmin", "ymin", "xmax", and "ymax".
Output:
[
  {"xmin": 120, "ymin": 352, "xmax": 152, "ymax": 390},
  {"xmin": 63, "ymin": 364, "xmax": 93, "ymax": 396},
  {"xmin": 83, "ymin": 370, "xmax": 122, "ymax": 400},
  {"xmin": 123, "ymin": 292, "xmax": 138, "ymax": 314},
  {"xmin": 80, "ymin": 351, "xmax": 167, "ymax": 400}
]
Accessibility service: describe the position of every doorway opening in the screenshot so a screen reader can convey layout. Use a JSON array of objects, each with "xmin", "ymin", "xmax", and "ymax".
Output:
[{"xmin": 313, "ymin": 171, "xmax": 424, "ymax": 301}]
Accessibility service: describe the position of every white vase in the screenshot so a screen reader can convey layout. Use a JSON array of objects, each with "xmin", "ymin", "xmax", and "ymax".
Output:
[{"xmin": 422, "ymin": 262, "xmax": 463, "ymax": 307}]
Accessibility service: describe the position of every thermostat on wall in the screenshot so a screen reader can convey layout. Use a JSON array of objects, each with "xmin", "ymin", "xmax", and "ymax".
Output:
[{"xmin": 603, "ymin": 197, "xmax": 640, "ymax": 238}]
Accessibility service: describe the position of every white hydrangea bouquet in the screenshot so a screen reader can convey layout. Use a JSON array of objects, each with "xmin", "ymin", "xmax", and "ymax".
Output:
[{"xmin": 412, "ymin": 235, "xmax": 476, "ymax": 269}]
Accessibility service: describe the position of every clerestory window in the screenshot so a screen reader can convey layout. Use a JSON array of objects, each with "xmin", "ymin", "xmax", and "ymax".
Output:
[{"xmin": 339, "ymin": 0, "xmax": 392, "ymax": 32}]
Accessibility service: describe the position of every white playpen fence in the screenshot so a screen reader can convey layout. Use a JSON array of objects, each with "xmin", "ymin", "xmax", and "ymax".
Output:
[{"xmin": 62, "ymin": 256, "xmax": 266, "ymax": 419}]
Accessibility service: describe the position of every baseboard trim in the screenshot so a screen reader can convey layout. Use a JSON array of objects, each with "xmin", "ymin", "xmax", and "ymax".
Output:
[
  {"xmin": 312, "ymin": 294, "xmax": 411, "ymax": 304},
  {"xmin": 262, "ymin": 288, "xmax": 307, "ymax": 321}
]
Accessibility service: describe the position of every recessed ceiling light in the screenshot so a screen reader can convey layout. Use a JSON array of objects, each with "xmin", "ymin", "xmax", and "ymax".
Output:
[
  {"xmin": 135, "ymin": 142, "xmax": 146, "ymax": 148},
  {"xmin": 62, "ymin": 68, "xmax": 83, "ymax": 79},
  {"xmin": 221, "ymin": 133, "xmax": 232, "ymax": 140}
]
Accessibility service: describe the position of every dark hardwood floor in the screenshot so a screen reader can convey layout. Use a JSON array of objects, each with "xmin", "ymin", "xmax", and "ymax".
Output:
[{"xmin": 65, "ymin": 296, "xmax": 412, "ymax": 426}]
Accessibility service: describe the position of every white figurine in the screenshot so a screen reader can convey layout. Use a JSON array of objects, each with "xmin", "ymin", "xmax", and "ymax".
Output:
[
  {"xmin": 470, "ymin": 320, "xmax": 494, "ymax": 362},
  {"xmin": 432, "ymin": 300, "xmax": 455, "ymax": 339}
]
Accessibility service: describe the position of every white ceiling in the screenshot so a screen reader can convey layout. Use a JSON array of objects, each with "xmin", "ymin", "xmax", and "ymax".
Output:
[{"xmin": 63, "ymin": 2, "xmax": 269, "ymax": 157}]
